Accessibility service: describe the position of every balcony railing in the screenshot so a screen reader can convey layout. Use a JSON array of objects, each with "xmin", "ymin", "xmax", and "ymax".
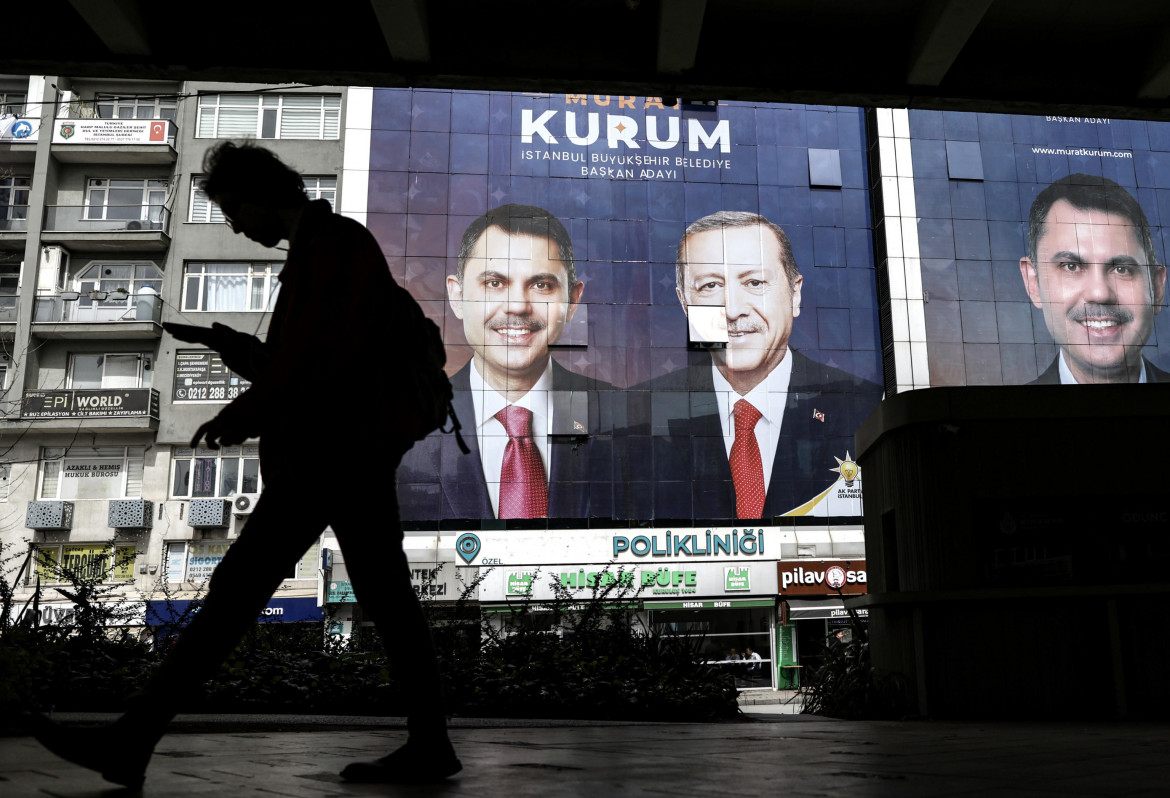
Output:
[
  {"xmin": 0, "ymin": 211, "xmax": 29, "ymax": 232},
  {"xmin": 53, "ymin": 118, "xmax": 176, "ymax": 147},
  {"xmin": 33, "ymin": 291, "xmax": 162, "ymax": 324},
  {"xmin": 0, "ymin": 296, "xmax": 16, "ymax": 324},
  {"xmin": 42, "ymin": 205, "xmax": 170, "ymax": 234}
]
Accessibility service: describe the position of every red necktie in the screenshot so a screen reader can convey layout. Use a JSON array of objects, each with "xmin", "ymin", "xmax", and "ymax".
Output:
[
  {"xmin": 495, "ymin": 405, "xmax": 548, "ymax": 519},
  {"xmin": 730, "ymin": 399, "xmax": 765, "ymax": 519}
]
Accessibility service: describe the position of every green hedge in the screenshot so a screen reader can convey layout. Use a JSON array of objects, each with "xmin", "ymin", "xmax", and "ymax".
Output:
[{"xmin": 1, "ymin": 551, "xmax": 740, "ymax": 722}]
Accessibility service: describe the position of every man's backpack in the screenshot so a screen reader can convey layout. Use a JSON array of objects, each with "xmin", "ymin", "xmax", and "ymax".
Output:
[{"xmin": 392, "ymin": 282, "xmax": 469, "ymax": 454}]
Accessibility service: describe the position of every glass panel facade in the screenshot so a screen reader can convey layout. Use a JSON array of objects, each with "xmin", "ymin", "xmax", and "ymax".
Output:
[
  {"xmin": 380, "ymin": 89, "xmax": 883, "ymax": 525},
  {"xmin": 906, "ymin": 110, "xmax": 1170, "ymax": 386}
]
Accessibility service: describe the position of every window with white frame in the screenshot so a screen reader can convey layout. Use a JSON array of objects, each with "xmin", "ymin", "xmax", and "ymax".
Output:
[
  {"xmin": 189, "ymin": 177, "xmax": 226, "ymax": 224},
  {"xmin": 95, "ymin": 93, "xmax": 177, "ymax": 120},
  {"xmin": 165, "ymin": 541, "xmax": 189, "ymax": 582},
  {"xmin": 167, "ymin": 540, "xmax": 230, "ymax": 583},
  {"xmin": 0, "ymin": 92, "xmax": 25, "ymax": 116},
  {"xmin": 1, "ymin": 176, "xmax": 30, "ymax": 227},
  {"xmin": 166, "ymin": 537, "xmax": 313, "ymax": 584},
  {"xmin": 38, "ymin": 446, "xmax": 146, "ymax": 500},
  {"xmin": 171, "ymin": 444, "xmax": 261, "ymax": 499},
  {"xmin": 85, "ymin": 178, "xmax": 167, "ymax": 224},
  {"xmin": 68, "ymin": 352, "xmax": 152, "ymax": 389},
  {"xmin": 72, "ymin": 262, "xmax": 162, "ymax": 321},
  {"xmin": 182, "ymin": 262, "xmax": 282, "ymax": 312},
  {"xmin": 196, "ymin": 93, "xmax": 341, "ymax": 140},
  {"xmin": 34, "ymin": 543, "xmax": 137, "ymax": 584},
  {"xmin": 189, "ymin": 175, "xmax": 336, "ymax": 223},
  {"xmin": 304, "ymin": 176, "xmax": 337, "ymax": 207}
]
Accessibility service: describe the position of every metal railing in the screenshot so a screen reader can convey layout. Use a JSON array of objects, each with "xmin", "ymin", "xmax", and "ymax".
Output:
[
  {"xmin": 33, "ymin": 292, "xmax": 162, "ymax": 324},
  {"xmin": 42, "ymin": 205, "xmax": 170, "ymax": 234},
  {"xmin": 0, "ymin": 211, "xmax": 29, "ymax": 232}
]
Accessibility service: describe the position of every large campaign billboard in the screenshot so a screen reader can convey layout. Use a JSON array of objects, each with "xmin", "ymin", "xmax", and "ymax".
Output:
[
  {"xmin": 909, "ymin": 110, "xmax": 1170, "ymax": 386},
  {"xmin": 368, "ymin": 90, "xmax": 883, "ymax": 524}
]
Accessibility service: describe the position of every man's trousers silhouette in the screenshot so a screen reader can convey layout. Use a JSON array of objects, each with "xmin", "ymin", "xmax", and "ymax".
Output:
[{"xmin": 143, "ymin": 450, "xmax": 445, "ymax": 736}]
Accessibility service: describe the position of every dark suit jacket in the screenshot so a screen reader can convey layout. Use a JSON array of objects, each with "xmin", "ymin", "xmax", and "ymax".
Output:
[
  {"xmin": 1029, "ymin": 356, "xmax": 1170, "ymax": 385},
  {"xmin": 618, "ymin": 349, "xmax": 882, "ymax": 520},
  {"xmin": 397, "ymin": 358, "xmax": 615, "ymax": 521}
]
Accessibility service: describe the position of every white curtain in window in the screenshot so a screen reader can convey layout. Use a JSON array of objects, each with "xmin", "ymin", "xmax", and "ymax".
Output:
[
  {"xmin": 323, "ymin": 109, "xmax": 340, "ymax": 139},
  {"xmin": 203, "ymin": 266, "xmax": 249, "ymax": 311},
  {"xmin": 125, "ymin": 454, "xmax": 144, "ymax": 498},
  {"xmin": 217, "ymin": 107, "xmax": 259, "ymax": 137},
  {"xmin": 196, "ymin": 106, "xmax": 216, "ymax": 137},
  {"xmin": 40, "ymin": 460, "xmax": 61, "ymax": 499},
  {"xmin": 280, "ymin": 95, "xmax": 323, "ymax": 139},
  {"xmin": 190, "ymin": 183, "xmax": 225, "ymax": 223}
]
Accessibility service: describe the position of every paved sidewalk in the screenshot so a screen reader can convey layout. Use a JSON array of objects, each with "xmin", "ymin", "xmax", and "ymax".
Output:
[
  {"xmin": 3, "ymin": 712, "xmax": 1168, "ymax": 797},
  {"xmin": 738, "ymin": 688, "xmax": 804, "ymax": 714}
]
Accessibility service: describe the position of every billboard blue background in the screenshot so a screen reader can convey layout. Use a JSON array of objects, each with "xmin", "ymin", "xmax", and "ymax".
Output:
[
  {"xmin": 370, "ymin": 90, "xmax": 883, "ymax": 523},
  {"xmin": 911, "ymin": 109, "xmax": 1170, "ymax": 385}
]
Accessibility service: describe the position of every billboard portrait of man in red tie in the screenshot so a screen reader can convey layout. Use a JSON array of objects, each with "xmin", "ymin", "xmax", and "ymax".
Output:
[
  {"xmin": 627, "ymin": 211, "xmax": 882, "ymax": 521},
  {"xmin": 397, "ymin": 204, "xmax": 614, "ymax": 521}
]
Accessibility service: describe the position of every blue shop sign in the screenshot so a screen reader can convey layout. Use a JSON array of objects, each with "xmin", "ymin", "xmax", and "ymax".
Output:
[{"xmin": 146, "ymin": 596, "xmax": 323, "ymax": 626}]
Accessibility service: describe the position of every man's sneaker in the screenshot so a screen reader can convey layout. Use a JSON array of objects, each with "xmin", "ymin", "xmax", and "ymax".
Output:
[{"xmin": 340, "ymin": 740, "xmax": 462, "ymax": 783}]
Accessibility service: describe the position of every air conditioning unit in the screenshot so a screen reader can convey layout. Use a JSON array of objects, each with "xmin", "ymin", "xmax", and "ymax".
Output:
[
  {"xmin": 232, "ymin": 493, "xmax": 260, "ymax": 516},
  {"xmin": 188, "ymin": 498, "xmax": 230, "ymax": 528},
  {"xmin": 109, "ymin": 499, "xmax": 153, "ymax": 530},
  {"xmin": 26, "ymin": 501, "xmax": 74, "ymax": 531},
  {"xmin": 124, "ymin": 220, "xmax": 143, "ymax": 231}
]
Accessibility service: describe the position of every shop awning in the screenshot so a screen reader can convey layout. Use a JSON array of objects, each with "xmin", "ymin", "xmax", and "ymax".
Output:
[{"xmin": 785, "ymin": 598, "xmax": 868, "ymax": 620}]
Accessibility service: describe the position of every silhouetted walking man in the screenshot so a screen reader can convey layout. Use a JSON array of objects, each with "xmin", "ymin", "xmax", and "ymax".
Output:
[{"xmin": 28, "ymin": 142, "xmax": 461, "ymax": 787}]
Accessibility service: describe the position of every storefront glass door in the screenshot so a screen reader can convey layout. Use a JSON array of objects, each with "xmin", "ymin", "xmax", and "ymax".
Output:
[{"xmin": 650, "ymin": 605, "xmax": 775, "ymax": 689}]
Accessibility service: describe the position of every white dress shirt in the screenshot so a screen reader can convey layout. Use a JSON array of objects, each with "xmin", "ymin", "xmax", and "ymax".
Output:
[
  {"xmin": 711, "ymin": 350, "xmax": 795, "ymax": 491},
  {"xmin": 1057, "ymin": 351, "xmax": 1147, "ymax": 384},
  {"xmin": 468, "ymin": 358, "xmax": 553, "ymax": 518}
]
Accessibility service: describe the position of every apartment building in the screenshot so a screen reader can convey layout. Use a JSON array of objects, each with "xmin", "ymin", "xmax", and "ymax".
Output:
[{"xmin": 1, "ymin": 74, "xmax": 350, "ymax": 634}]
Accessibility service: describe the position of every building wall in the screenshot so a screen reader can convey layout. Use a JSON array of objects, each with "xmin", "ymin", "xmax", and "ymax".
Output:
[{"xmin": 1, "ymin": 76, "xmax": 347, "ymax": 617}]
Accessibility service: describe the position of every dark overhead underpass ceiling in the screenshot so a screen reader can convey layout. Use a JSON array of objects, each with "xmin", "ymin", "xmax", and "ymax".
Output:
[{"xmin": 8, "ymin": 0, "xmax": 1170, "ymax": 120}]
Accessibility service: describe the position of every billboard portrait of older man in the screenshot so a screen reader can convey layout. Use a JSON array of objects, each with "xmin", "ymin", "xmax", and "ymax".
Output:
[{"xmin": 625, "ymin": 211, "xmax": 881, "ymax": 521}]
